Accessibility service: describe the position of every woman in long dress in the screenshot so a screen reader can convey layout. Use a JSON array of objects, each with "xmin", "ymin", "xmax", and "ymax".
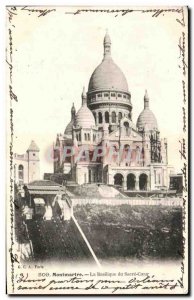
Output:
[{"xmin": 43, "ymin": 204, "xmax": 53, "ymax": 220}]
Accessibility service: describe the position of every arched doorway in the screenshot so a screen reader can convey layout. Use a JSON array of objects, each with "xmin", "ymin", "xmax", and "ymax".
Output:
[
  {"xmin": 139, "ymin": 174, "xmax": 148, "ymax": 190},
  {"xmin": 114, "ymin": 173, "xmax": 123, "ymax": 188},
  {"xmin": 127, "ymin": 173, "xmax": 136, "ymax": 190}
]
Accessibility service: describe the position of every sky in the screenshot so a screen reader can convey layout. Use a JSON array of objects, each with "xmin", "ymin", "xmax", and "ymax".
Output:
[{"xmin": 8, "ymin": 6, "xmax": 187, "ymax": 176}]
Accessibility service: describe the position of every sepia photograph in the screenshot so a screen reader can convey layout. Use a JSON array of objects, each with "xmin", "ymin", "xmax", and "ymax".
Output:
[{"xmin": 6, "ymin": 5, "xmax": 188, "ymax": 295}]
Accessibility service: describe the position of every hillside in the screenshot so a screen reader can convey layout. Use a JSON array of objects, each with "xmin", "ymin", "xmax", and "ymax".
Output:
[{"xmin": 74, "ymin": 204, "xmax": 183, "ymax": 261}]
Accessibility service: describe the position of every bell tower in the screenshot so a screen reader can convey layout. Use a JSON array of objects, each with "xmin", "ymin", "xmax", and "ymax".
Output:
[{"xmin": 27, "ymin": 140, "xmax": 40, "ymax": 183}]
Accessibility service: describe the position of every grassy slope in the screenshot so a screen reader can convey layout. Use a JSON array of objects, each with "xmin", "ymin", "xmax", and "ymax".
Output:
[{"xmin": 74, "ymin": 204, "xmax": 183, "ymax": 260}]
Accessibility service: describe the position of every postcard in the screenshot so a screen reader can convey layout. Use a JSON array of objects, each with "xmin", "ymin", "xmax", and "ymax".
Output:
[{"xmin": 6, "ymin": 6, "xmax": 189, "ymax": 295}]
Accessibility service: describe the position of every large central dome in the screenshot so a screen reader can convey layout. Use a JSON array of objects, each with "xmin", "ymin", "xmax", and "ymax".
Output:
[
  {"xmin": 88, "ymin": 58, "xmax": 129, "ymax": 93},
  {"xmin": 88, "ymin": 32, "xmax": 129, "ymax": 94}
]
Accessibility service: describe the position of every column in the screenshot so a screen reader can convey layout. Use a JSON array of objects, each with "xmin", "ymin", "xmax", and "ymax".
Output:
[
  {"xmin": 150, "ymin": 165, "xmax": 155, "ymax": 190},
  {"xmin": 108, "ymin": 173, "xmax": 113, "ymax": 185},
  {"xmin": 116, "ymin": 113, "xmax": 118, "ymax": 124},
  {"xmin": 96, "ymin": 112, "xmax": 99, "ymax": 125},
  {"xmin": 81, "ymin": 128, "xmax": 84, "ymax": 142},
  {"xmin": 102, "ymin": 112, "xmax": 104, "ymax": 124},
  {"xmin": 135, "ymin": 176, "xmax": 139, "ymax": 191},
  {"xmin": 123, "ymin": 176, "xmax": 127, "ymax": 191},
  {"xmin": 147, "ymin": 175, "xmax": 150, "ymax": 191}
]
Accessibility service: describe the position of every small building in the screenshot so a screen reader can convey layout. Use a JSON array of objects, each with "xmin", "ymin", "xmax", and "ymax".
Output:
[
  {"xmin": 14, "ymin": 140, "xmax": 40, "ymax": 185},
  {"xmin": 169, "ymin": 173, "xmax": 183, "ymax": 194},
  {"xmin": 23, "ymin": 180, "xmax": 72, "ymax": 220}
]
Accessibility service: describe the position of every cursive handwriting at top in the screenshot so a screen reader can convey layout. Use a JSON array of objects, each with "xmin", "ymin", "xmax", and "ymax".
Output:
[
  {"xmin": 21, "ymin": 6, "xmax": 56, "ymax": 17},
  {"xmin": 176, "ymin": 7, "xmax": 185, "ymax": 27},
  {"xmin": 65, "ymin": 8, "xmax": 182, "ymax": 18},
  {"xmin": 6, "ymin": 7, "xmax": 17, "ymax": 23}
]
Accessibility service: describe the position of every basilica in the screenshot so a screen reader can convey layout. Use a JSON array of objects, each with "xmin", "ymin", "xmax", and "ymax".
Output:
[{"xmin": 54, "ymin": 32, "xmax": 173, "ymax": 191}]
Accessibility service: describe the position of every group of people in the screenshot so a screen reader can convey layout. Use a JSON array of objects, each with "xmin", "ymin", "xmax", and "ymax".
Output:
[{"xmin": 43, "ymin": 193, "xmax": 72, "ymax": 221}]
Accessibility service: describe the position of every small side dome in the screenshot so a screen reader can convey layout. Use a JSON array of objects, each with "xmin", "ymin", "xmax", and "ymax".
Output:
[
  {"xmin": 64, "ymin": 103, "xmax": 76, "ymax": 135},
  {"xmin": 75, "ymin": 87, "xmax": 96, "ymax": 129},
  {"xmin": 64, "ymin": 120, "xmax": 73, "ymax": 135},
  {"xmin": 75, "ymin": 106, "xmax": 95, "ymax": 128},
  {"xmin": 137, "ymin": 109, "xmax": 158, "ymax": 131},
  {"xmin": 136, "ymin": 90, "xmax": 158, "ymax": 131}
]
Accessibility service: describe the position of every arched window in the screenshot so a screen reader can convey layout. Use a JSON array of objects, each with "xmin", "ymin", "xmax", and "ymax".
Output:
[
  {"xmin": 112, "ymin": 111, "xmax": 116, "ymax": 123},
  {"xmin": 98, "ymin": 112, "xmax": 102, "ymax": 124},
  {"xmin": 87, "ymin": 133, "xmax": 90, "ymax": 141},
  {"xmin": 105, "ymin": 111, "xmax": 109, "ymax": 123},
  {"xmin": 79, "ymin": 133, "xmax": 81, "ymax": 141},
  {"xmin": 84, "ymin": 133, "xmax": 87, "ymax": 141},
  {"xmin": 124, "ymin": 121, "xmax": 130, "ymax": 135},
  {"xmin": 18, "ymin": 165, "xmax": 24, "ymax": 180},
  {"xmin": 118, "ymin": 112, "xmax": 122, "ymax": 122}
]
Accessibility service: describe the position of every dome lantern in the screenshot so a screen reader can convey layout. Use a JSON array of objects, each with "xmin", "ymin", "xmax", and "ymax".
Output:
[
  {"xmin": 103, "ymin": 30, "xmax": 111, "ymax": 59},
  {"xmin": 71, "ymin": 103, "xmax": 76, "ymax": 120},
  {"xmin": 81, "ymin": 86, "xmax": 87, "ymax": 106},
  {"xmin": 144, "ymin": 89, "xmax": 149, "ymax": 109}
]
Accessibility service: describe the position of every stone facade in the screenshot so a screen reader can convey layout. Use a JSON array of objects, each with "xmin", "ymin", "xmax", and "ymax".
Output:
[
  {"xmin": 54, "ymin": 32, "xmax": 174, "ymax": 191},
  {"xmin": 14, "ymin": 140, "xmax": 40, "ymax": 185}
]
